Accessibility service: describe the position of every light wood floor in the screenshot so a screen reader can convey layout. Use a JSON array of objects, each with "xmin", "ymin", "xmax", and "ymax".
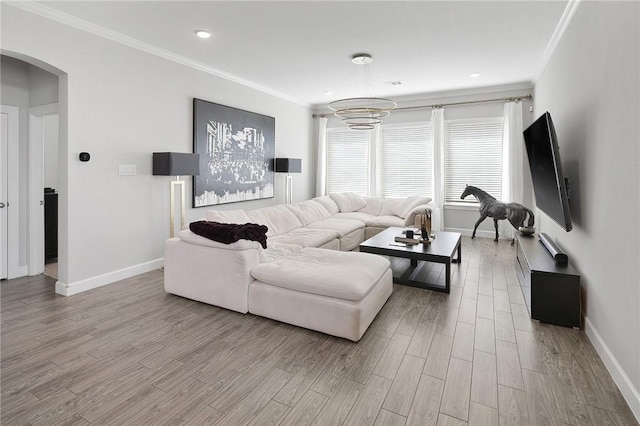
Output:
[
  {"xmin": 1, "ymin": 237, "xmax": 637, "ymax": 425},
  {"xmin": 43, "ymin": 261, "xmax": 58, "ymax": 280}
]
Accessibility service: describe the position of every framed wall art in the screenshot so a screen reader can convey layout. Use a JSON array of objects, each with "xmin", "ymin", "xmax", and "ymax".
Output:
[{"xmin": 192, "ymin": 98, "xmax": 275, "ymax": 207}]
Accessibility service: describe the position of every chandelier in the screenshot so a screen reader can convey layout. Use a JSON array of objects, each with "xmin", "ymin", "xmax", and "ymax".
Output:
[{"xmin": 328, "ymin": 54, "xmax": 397, "ymax": 130}]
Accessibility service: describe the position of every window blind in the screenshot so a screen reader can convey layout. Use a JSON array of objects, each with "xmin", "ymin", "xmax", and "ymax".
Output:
[
  {"xmin": 444, "ymin": 118, "xmax": 503, "ymax": 203},
  {"xmin": 326, "ymin": 128, "xmax": 370, "ymax": 195},
  {"xmin": 379, "ymin": 123, "xmax": 432, "ymax": 198}
]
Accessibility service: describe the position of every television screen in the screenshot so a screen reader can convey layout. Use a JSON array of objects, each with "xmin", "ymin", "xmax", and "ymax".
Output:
[{"xmin": 523, "ymin": 112, "xmax": 573, "ymax": 232}]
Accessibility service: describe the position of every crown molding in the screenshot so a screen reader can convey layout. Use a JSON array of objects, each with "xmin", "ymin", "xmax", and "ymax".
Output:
[
  {"xmin": 6, "ymin": 0, "xmax": 310, "ymax": 108},
  {"xmin": 312, "ymin": 82, "xmax": 534, "ymax": 113},
  {"xmin": 533, "ymin": 0, "xmax": 582, "ymax": 82},
  {"xmin": 391, "ymin": 82, "xmax": 534, "ymax": 104}
]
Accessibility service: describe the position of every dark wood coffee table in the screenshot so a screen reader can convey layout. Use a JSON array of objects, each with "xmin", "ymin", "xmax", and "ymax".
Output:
[{"xmin": 359, "ymin": 227, "xmax": 461, "ymax": 293}]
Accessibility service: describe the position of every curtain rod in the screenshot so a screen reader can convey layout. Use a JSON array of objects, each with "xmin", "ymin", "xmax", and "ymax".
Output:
[{"xmin": 312, "ymin": 94, "xmax": 533, "ymax": 118}]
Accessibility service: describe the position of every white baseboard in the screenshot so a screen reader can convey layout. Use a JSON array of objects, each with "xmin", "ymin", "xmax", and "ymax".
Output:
[
  {"xmin": 444, "ymin": 227, "xmax": 503, "ymax": 240},
  {"xmin": 18, "ymin": 265, "xmax": 28, "ymax": 277},
  {"xmin": 55, "ymin": 258, "xmax": 164, "ymax": 296},
  {"xmin": 7, "ymin": 265, "xmax": 29, "ymax": 279},
  {"xmin": 584, "ymin": 316, "xmax": 640, "ymax": 422}
]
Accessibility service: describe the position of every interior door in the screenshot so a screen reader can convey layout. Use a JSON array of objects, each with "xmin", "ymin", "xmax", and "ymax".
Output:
[
  {"xmin": 28, "ymin": 105, "xmax": 58, "ymax": 275},
  {"xmin": 1, "ymin": 111, "xmax": 8, "ymax": 279}
]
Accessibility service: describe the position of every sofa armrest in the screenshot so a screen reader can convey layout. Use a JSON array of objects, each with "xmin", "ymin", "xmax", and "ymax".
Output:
[{"xmin": 164, "ymin": 237, "xmax": 261, "ymax": 313}]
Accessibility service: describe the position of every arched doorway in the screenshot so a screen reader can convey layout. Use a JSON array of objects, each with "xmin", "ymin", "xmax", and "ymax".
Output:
[{"xmin": 0, "ymin": 51, "xmax": 68, "ymax": 285}]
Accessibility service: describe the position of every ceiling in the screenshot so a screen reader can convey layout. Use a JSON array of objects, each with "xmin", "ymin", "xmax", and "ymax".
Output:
[{"xmin": 33, "ymin": 1, "xmax": 569, "ymax": 107}]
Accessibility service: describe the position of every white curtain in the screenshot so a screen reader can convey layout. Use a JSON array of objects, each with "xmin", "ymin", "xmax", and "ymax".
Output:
[
  {"xmin": 315, "ymin": 117, "xmax": 328, "ymax": 197},
  {"xmin": 500, "ymin": 101, "xmax": 524, "ymax": 239},
  {"xmin": 431, "ymin": 108, "xmax": 445, "ymax": 231}
]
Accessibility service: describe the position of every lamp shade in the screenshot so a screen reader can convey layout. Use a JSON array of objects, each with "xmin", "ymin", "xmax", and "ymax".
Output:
[
  {"xmin": 153, "ymin": 152, "xmax": 200, "ymax": 176},
  {"xmin": 274, "ymin": 158, "xmax": 302, "ymax": 173}
]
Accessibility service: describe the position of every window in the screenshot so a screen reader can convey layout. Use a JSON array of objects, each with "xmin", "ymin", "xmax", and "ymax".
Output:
[
  {"xmin": 379, "ymin": 123, "xmax": 432, "ymax": 198},
  {"xmin": 444, "ymin": 118, "xmax": 503, "ymax": 203},
  {"xmin": 325, "ymin": 118, "xmax": 503, "ymax": 202},
  {"xmin": 326, "ymin": 128, "xmax": 370, "ymax": 195}
]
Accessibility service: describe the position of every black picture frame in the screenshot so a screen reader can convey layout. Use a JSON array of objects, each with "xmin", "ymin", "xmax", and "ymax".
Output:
[{"xmin": 192, "ymin": 98, "xmax": 275, "ymax": 207}]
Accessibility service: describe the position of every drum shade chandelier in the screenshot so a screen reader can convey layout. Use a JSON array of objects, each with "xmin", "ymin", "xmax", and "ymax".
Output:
[{"xmin": 328, "ymin": 53, "xmax": 397, "ymax": 130}]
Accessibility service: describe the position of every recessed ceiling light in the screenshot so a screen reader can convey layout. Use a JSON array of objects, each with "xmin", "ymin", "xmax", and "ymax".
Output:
[
  {"xmin": 195, "ymin": 30, "xmax": 211, "ymax": 39},
  {"xmin": 351, "ymin": 54, "xmax": 373, "ymax": 65},
  {"xmin": 470, "ymin": 72, "xmax": 481, "ymax": 78},
  {"xmin": 323, "ymin": 91, "xmax": 332, "ymax": 96}
]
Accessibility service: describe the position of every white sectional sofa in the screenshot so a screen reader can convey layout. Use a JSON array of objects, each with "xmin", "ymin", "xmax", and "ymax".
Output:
[{"xmin": 164, "ymin": 193, "xmax": 434, "ymax": 341}]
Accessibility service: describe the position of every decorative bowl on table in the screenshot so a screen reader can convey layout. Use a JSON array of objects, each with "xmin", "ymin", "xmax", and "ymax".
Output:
[{"xmin": 518, "ymin": 226, "xmax": 535, "ymax": 236}]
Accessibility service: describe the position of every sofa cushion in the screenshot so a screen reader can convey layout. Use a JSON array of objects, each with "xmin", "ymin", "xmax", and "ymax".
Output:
[
  {"xmin": 312, "ymin": 196, "xmax": 340, "ymax": 215},
  {"xmin": 358, "ymin": 197, "xmax": 383, "ymax": 216},
  {"xmin": 205, "ymin": 208, "xmax": 251, "ymax": 224},
  {"xmin": 392, "ymin": 196, "xmax": 433, "ymax": 218},
  {"xmin": 178, "ymin": 229, "xmax": 267, "ymax": 262},
  {"xmin": 306, "ymin": 217, "xmax": 365, "ymax": 237},
  {"xmin": 263, "ymin": 242, "xmax": 304, "ymax": 260},
  {"xmin": 251, "ymin": 247, "xmax": 389, "ymax": 301},
  {"xmin": 246, "ymin": 205, "xmax": 302, "ymax": 237},
  {"xmin": 333, "ymin": 211, "xmax": 377, "ymax": 224},
  {"xmin": 380, "ymin": 198, "xmax": 403, "ymax": 216},
  {"xmin": 285, "ymin": 200, "xmax": 331, "ymax": 226},
  {"xmin": 330, "ymin": 192, "xmax": 367, "ymax": 212},
  {"xmin": 178, "ymin": 229, "xmax": 265, "ymax": 252},
  {"xmin": 366, "ymin": 215, "xmax": 406, "ymax": 228},
  {"xmin": 268, "ymin": 227, "xmax": 339, "ymax": 248}
]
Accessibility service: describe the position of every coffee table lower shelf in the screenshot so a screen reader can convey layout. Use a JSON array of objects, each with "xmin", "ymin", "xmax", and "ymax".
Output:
[
  {"xmin": 386, "ymin": 256, "xmax": 459, "ymax": 293},
  {"xmin": 358, "ymin": 228, "xmax": 462, "ymax": 295}
]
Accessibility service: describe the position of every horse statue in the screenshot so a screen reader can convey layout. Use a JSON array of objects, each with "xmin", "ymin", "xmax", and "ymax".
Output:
[{"xmin": 460, "ymin": 185, "xmax": 535, "ymax": 243}]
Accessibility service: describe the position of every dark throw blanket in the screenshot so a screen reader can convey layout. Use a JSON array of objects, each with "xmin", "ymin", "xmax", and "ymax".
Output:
[{"xmin": 189, "ymin": 221, "xmax": 268, "ymax": 249}]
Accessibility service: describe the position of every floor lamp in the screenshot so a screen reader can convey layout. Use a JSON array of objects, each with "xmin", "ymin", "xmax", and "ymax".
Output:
[
  {"xmin": 153, "ymin": 152, "xmax": 200, "ymax": 238},
  {"xmin": 274, "ymin": 158, "xmax": 302, "ymax": 204}
]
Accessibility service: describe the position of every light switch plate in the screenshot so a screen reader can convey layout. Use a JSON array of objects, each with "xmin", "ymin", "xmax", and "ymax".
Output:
[{"xmin": 118, "ymin": 164, "xmax": 137, "ymax": 176}]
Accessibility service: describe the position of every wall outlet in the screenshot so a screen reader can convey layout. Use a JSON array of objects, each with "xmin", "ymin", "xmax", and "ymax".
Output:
[{"xmin": 118, "ymin": 164, "xmax": 137, "ymax": 176}]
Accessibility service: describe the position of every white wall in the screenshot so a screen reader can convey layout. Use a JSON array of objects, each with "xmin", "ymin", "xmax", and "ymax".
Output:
[
  {"xmin": 42, "ymin": 114, "xmax": 59, "ymax": 190},
  {"xmin": 1, "ymin": 5, "xmax": 313, "ymax": 290},
  {"xmin": 29, "ymin": 62, "xmax": 60, "ymax": 190},
  {"xmin": 534, "ymin": 0, "xmax": 639, "ymax": 416},
  {"xmin": 28, "ymin": 63, "xmax": 59, "ymax": 107}
]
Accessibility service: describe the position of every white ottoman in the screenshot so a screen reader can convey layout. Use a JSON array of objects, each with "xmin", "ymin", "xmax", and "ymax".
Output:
[{"xmin": 249, "ymin": 246, "xmax": 393, "ymax": 341}]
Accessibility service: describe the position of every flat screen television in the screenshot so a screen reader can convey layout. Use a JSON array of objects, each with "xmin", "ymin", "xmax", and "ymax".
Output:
[{"xmin": 523, "ymin": 112, "xmax": 573, "ymax": 232}]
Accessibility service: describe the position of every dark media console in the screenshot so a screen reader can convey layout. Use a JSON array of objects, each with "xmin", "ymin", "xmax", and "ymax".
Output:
[{"xmin": 515, "ymin": 233, "xmax": 581, "ymax": 328}]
